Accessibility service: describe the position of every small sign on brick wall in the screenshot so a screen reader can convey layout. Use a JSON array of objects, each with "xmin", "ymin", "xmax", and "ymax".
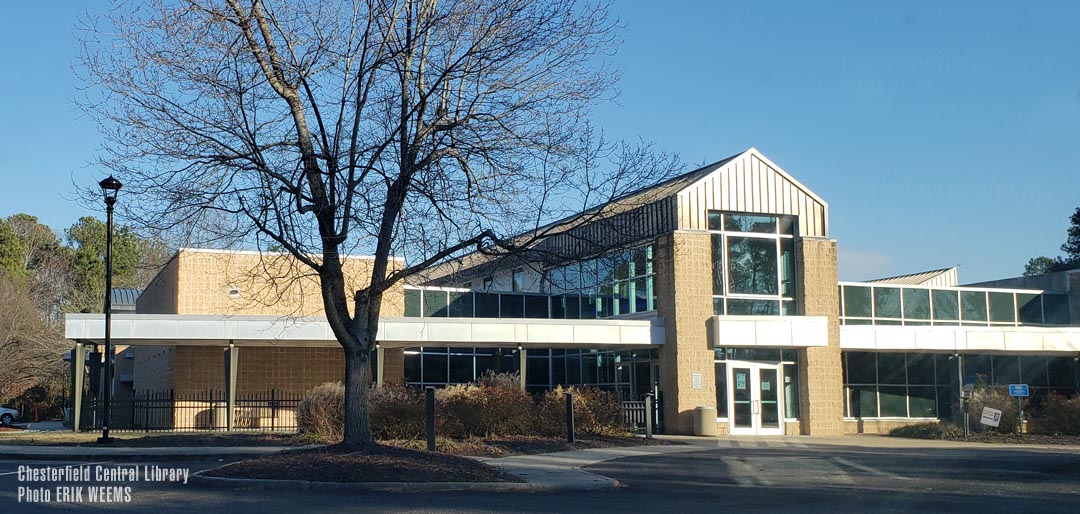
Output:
[{"xmin": 691, "ymin": 372, "xmax": 703, "ymax": 390}]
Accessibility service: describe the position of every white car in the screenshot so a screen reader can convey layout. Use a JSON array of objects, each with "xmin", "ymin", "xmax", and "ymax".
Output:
[{"xmin": 0, "ymin": 407, "xmax": 17, "ymax": 425}]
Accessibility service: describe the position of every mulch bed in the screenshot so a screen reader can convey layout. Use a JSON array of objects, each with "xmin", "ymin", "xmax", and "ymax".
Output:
[
  {"xmin": 385, "ymin": 435, "xmax": 681, "ymax": 458},
  {"xmin": 0, "ymin": 432, "xmax": 306, "ymax": 447},
  {"xmin": 203, "ymin": 444, "xmax": 522, "ymax": 483}
]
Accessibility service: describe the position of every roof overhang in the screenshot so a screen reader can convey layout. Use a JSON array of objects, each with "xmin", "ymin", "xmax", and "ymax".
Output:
[
  {"xmin": 840, "ymin": 325, "xmax": 1080, "ymax": 353},
  {"xmin": 709, "ymin": 315, "xmax": 829, "ymax": 348},
  {"xmin": 64, "ymin": 313, "xmax": 665, "ymax": 349}
]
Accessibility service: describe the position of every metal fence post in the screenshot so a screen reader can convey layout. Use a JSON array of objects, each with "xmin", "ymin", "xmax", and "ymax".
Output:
[
  {"xmin": 425, "ymin": 387, "xmax": 436, "ymax": 451},
  {"xmin": 566, "ymin": 392, "xmax": 575, "ymax": 444},
  {"xmin": 644, "ymin": 394, "xmax": 654, "ymax": 439}
]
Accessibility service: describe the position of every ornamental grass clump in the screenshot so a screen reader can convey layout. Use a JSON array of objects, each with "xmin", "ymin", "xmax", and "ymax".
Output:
[{"xmin": 296, "ymin": 382, "xmax": 345, "ymax": 443}]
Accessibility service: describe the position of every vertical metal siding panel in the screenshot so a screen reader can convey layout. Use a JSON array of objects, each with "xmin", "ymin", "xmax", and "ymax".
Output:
[
  {"xmin": 797, "ymin": 192, "xmax": 809, "ymax": 236},
  {"xmin": 765, "ymin": 163, "xmax": 776, "ymax": 213},
  {"xmin": 815, "ymin": 203, "xmax": 825, "ymax": 236},
  {"xmin": 726, "ymin": 164, "xmax": 736, "ymax": 212},
  {"xmin": 751, "ymin": 157, "xmax": 760, "ymax": 212},
  {"xmin": 740, "ymin": 157, "xmax": 750, "ymax": 212}
]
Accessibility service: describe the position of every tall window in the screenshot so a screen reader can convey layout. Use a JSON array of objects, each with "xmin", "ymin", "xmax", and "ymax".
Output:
[
  {"xmin": 708, "ymin": 212, "xmax": 797, "ymax": 315},
  {"xmin": 546, "ymin": 244, "xmax": 656, "ymax": 318},
  {"xmin": 512, "ymin": 268, "xmax": 525, "ymax": 292}
]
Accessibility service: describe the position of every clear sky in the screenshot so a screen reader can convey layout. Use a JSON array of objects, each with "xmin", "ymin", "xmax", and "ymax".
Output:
[{"xmin": 1, "ymin": 1, "xmax": 1077, "ymax": 283}]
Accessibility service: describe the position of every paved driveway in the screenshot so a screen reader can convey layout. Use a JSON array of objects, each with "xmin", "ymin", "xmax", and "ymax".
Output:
[{"xmin": 0, "ymin": 437, "xmax": 1078, "ymax": 513}]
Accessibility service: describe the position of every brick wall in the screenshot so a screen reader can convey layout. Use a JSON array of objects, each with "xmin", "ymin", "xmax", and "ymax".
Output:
[
  {"xmin": 657, "ymin": 231, "xmax": 717, "ymax": 435},
  {"xmin": 132, "ymin": 346, "xmax": 175, "ymax": 391},
  {"xmin": 136, "ymin": 255, "xmax": 179, "ymax": 314},
  {"xmin": 796, "ymin": 237, "xmax": 844, "ymax": 436},
  {"xmin": 133, "ymin": 249, "xmax": 407, "ymax": 394}
]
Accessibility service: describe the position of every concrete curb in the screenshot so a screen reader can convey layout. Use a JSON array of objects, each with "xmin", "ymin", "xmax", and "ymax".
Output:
[{"xmin": 189, "ymin": 469, "xmax": 620, "ymax": 492}]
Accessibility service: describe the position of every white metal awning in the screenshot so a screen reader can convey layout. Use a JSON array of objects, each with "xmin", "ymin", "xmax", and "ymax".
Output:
[
  {"xmin": 64, "ymin": 313, "xmax": 665, "ymax": 349},
  {"xmin": 709, "ymin": 315, "xmax": 829, "ymax": 348},
  {"xmin": 840, "ymin": 325, "xmax": 1080, "ymax": 353}
]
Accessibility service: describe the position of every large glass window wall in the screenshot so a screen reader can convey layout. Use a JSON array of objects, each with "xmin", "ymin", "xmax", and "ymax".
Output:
[
  {"xmin": 839, "ymin": 283, "xmax": 1070, "ymax": 327},
  {"xmin": 404, "ymin": 244, "xmax": 656, "ymax": 320},
  {"xmin": 546, "ymin": 244, "xmax": 656, "ymax": 318},
  {"xmin": 403, "ymin": 347, "xmax": 659, "ymax": 398},
  {"xmin": 708, "ymin": 212, "xmax": 797, "ymax": 316},
  {"xmin": 842, "ymin": 351, "xmax": 1080, "ymax": 419}
]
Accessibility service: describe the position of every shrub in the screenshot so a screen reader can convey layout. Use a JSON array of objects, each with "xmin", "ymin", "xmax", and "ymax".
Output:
[
  {"xmin": 536, "ymin": 386, "xmax": 625, "ymax": 437},
  {"xmin": 967, "ymin": 388, "xmax": 1021, "ymax": 434},
  {"xmin": 369, "ymin": 384, "xmax": 426, "ymax": 440},
  {"xmin": 1029, "ymin": 393, "xmax": 1080, "ymax": 436},
  {"xmin": 296, "ymin": 382, "xmax": 344, "ymax": 443},
  {"xmin": 888, "ymin": 422, "xmax": 962, "ymax": 440},
  {"xmin": 435, "ymin": 372, "xmax": 534, "ymax": 438}
]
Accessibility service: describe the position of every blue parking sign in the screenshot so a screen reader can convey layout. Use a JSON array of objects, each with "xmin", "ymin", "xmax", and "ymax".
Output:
[{"xmin": 1008, "ymin": 384, "xmax": 1029, "ymax": 397}]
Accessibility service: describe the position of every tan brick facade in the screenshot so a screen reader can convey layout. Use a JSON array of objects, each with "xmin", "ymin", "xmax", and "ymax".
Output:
[
  {"xmin": 796, "ymin": 238, "xmax": 844, "ymax": 436},
  {"xmin": 656, "ymin": 231, "xmax": 718, "ymax": 435},
  {"xmin": 133, "ymin": 249, "xmax": 404, "ymax": 395}
]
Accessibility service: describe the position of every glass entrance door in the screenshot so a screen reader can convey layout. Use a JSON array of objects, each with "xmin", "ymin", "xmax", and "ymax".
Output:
[{"xmin": 728, "ymin": 361, "xmax": 784, "ymax": 435}]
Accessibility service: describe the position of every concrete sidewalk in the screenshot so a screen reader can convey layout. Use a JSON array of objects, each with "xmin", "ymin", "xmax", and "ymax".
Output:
[
  {"xmin": 477, "ymin": 444, "xmax": 702, "ymax": 490},
  {"xmin": 657, "ymin": 433, "xmax": 1080, "ymax": 452}
]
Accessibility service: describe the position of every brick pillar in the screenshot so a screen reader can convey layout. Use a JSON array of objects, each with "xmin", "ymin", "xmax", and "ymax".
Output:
[
  {"xmin": 796, "ymin": 237, "xmax": 844, "ymax": 436},
  {"xmin": 656, "ymin": 231, "xmax": 717, "ymax": 435},
  {"xmin": 381, "ymin": 348, "xmax": 405, "ymax": 386}
]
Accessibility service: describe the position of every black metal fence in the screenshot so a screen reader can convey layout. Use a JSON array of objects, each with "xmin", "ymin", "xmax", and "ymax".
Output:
[
  {"xmin": 621, "ymin": 392, "xmax": 662, "ymax": 434},
  {"xmin": 86, "ymin": 389, "xmax": 302, "ymax": 432}
]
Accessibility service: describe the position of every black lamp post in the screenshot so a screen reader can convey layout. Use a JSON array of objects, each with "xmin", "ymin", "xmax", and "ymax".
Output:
[{"xmin": 98, "ymin": 176, "xmax": 122, "ymax": 444}]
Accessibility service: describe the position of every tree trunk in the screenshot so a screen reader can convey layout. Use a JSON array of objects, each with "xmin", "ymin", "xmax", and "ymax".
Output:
[{"xmin": 342, "ymin": 343, "xmax": 373, "ymax": 446}]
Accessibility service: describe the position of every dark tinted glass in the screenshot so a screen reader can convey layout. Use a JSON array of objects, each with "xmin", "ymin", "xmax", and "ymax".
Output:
[
  {"xmin": 725, "ymin": 214, "xmax": 777, "ymax": 233},
  {"xmin": 474, "ymin": 293, "xmax": 499, "ymax": 317},
  {"xmin": 988, "ymin": 292, "xmax": 1016, "ymax": 322},
  {"xmin": 932, "ymin": 290, "xmax": 959, "ymax": 321},
  {"xmin": 711, "ymin": 234, "xmax": 725, "ymax": 295},
  {"xmin": 874, "ymin": 287, "xmax": 901, "ymax": 318},
  {"xmin": 727, "ymin": 237, "xmax": 778, "ymax": 295},
  {"xmin": 714, "ymin": 362, "xmax": 728, "ymax": 418},
  {"xmin": 707, "ymin": 211, "xmax": 723, "ymax": 231},
  {"xmin": 844, "ymin": 286, "xmax": 872, "ymax": 318},
  {"xmin": 524, "ymin": 295, "xmax": 549, "ymax": 318},
  {"xmin": 500, "ymin": 294, "xmax": 524, "ymax": 318},
  {"xmin": 448, "ymin": 292, "xmax": 473, "ymax": 317},
  {"xmin": 726, "ymin": 299, "xmax": 780, "ymax": 315},
  {"xmin": 423, "ymin": 290, "xmax": 448, "ymax": 317},
  {"xmin": 1017, "ymin": 293, "xmax": 1042, "ymax": 324},
  {"xmin": 960, "ymin": 291, "xmax": 987, "ymax": 322},
  {"xmin": 906, "ymin": 353, "xmax": 935, "ymax": 384},
  {"xmin": 845, "ymin": 352, "xmax": 877, "ymax": 384},
  {"xmin": 404, "ymin": 289, "xmax": 422, "ymax": 317},
  {"xmin": 902, "ymin": 288, "xmax": 930, "ymax": 320}
]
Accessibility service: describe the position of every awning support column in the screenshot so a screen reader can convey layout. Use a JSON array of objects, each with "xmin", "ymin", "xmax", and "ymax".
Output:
[
  {"xmin": 71, "ymin": 343, "xmax": 86, "ymax": 432},
  {"xmin": 376, "ymin": 345, "xmax": 385, "ymax": 386},
  {"xmin": 518, "ymin": 346, "xmax": 527, "ymax": 390},
  {"xmin": 224, "ymin": 342, "xmax": 238, "ymax": 431}
]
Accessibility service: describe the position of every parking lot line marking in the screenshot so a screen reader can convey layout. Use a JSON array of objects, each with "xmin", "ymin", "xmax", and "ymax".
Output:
[{"xmin": 832, "ymin": 457, "xmax": 912, "ymax": 481}]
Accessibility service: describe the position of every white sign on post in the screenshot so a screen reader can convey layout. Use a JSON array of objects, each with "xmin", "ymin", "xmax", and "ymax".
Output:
[{"xmin": 980, "ymin": 407, "xmax": 1002, "ymax": 427}]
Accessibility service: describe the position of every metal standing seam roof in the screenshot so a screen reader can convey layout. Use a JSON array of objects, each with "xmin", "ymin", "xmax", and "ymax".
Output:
[
  {"xmin": 110, "ymin": 289, "xmax": 142, "ymax": 311},
  {"xmin": 863, "ymin": 267, "xmax": 959, "ymax": 287}
]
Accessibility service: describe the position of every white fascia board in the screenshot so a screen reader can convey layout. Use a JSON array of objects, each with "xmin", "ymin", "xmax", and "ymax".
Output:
[
  {"xmin": 65, "ymin": 313, "xmax": 664, "ymax": 348},
  {"xmin": 841, "ymin": 325, "xmax": 1080, "ymax": 353},
  {"xmin": 711, "ymin": 316, "xmax": 829, "ymax": 348}
]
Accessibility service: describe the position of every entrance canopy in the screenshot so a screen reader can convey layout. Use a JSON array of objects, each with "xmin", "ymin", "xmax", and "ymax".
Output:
[{"xmin": 64, "ymin": 313, "xmax": 665, "ymax": 349}]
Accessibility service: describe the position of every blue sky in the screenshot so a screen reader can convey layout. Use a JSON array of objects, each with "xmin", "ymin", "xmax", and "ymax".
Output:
[{"xmin": 1, "ymin": 1, "xmax": 1077, "ymax": 283}]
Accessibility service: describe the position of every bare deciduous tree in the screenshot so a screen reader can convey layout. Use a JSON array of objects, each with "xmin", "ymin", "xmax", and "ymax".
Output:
[{"xmin": 77, "ymin": 0, "xmax": 678, "ymax": 445}]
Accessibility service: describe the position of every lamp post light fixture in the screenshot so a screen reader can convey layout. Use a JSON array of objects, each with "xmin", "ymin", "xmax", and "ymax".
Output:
[{"xmin": 98, "ymin": 176, "xmax": 122, "ymax": 444}]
